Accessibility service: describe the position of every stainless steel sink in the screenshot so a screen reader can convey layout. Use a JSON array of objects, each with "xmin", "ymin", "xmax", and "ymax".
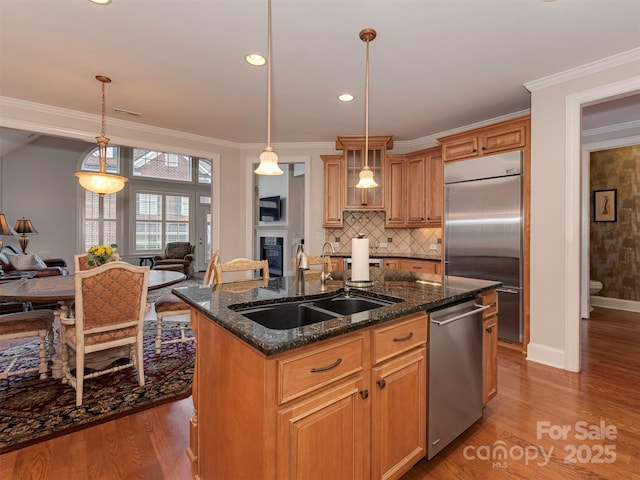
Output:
[
  {"xmin": 235, "ymin": 303, "xmax": 337, "ymax": 330},
  {"xmin": 309, "ymin": 295, "xmax": 394, "ymax": 316},
  {"xmin": 231, "ymin": 293, "xmax": 398, "ymax": 330}
]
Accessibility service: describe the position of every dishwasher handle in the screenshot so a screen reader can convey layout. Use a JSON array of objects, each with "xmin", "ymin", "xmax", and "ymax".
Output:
[{"xmin": 430, "ymin": 303, "xmax": 491, "ymax": 326}]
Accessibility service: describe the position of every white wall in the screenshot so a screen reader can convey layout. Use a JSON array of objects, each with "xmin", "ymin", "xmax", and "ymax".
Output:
[{"xmin": 527, "ymin": 57, "xmax": 640, "ymax": 371}]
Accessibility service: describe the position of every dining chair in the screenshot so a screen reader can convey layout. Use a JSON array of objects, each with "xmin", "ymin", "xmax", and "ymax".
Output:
[
  {"xmin": 59, "ymin": 262, "xmax": 150, "ymax": 406},
  {"xmin": 213, "ymin": 258, "xmax": 270, "ymax": 285},
  {"xmin": 74, "ymin": 253, "xmax": 93, "ymax": 272},
  {"xmin": 154, "ymin": 251, "xmax": 219, "ymax": 354},
  {"xmin": 0, "ymin": 309, "xmax": 55, "ymax": 380}
]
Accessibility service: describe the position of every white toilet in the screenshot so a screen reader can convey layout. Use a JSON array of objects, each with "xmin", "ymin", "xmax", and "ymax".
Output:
[{"xmin": 589, "ymin": 280, "xmax": 603, "ymax": 311}]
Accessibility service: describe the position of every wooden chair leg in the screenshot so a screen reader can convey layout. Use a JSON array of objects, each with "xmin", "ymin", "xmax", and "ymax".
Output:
[
  {"xmin": 155, "ymin": 314, "xmax": 163, "ymax": 355},
  {"xmin": 38, "ymin": 330, "xmax": 48, "ymax": 379},
  {"xmin": 75, "ymin": 349, "xmax": 85, "ymax": 407}
]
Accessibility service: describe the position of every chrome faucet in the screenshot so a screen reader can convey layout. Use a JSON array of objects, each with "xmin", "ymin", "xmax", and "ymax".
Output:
[
  {"xmin": 295, "ymin": 243, "xmax": 309, "ymax": 295},
  {"xmin": 320, "ymin": 241, "xmax": 336, "ymax": 289}
]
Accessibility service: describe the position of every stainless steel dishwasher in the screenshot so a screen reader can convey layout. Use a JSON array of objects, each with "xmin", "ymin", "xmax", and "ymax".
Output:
[{"xmin": 428, "ymin": 298, "xmax": 491, "ymax": 459}]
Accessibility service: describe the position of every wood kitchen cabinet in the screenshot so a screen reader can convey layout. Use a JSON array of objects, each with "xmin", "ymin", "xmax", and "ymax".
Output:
[
  {"xmin": 194, "ymin": 308, "xmax": 428, "ymax": 479},
  {"xmin": 384, "ymin": 146, "xmax": 442, "ymax": 228},
  {"xmin": 478, "ymin": 290, "xmax": 498, "ymax": 404},
  {"xmin": 330, "ymin": 256, "xmax": 344, "ymax": 272},
  {"xmin": 383, "ymin": 258, "xmax": 400, "ymax": 270},
  {"xmin": 371, "ymin": 314, "xmax": 427, "ymax": 480},
  {"xmin": 438, "ymin": 116, "xmax": 529, "ymax": 162},
  {"xmin": 322, "ymin": 154, "xmax": 344, "ymax": 227},
  {"xmin": 337, "ymin": 135, "xmax": 393, "ymax": 211},
  {"xmin": 398, "ymin": 258, "xmax": 442, "ymax": 275}
]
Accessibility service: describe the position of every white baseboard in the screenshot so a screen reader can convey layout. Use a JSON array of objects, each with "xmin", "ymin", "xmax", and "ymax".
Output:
[
  {"xmin": 591, "ymin": 296, "xmax": 640, "ymax": 313},
  {"xmin": 526, "ymin": 343, "xmax": 565, "ymax": 369}
]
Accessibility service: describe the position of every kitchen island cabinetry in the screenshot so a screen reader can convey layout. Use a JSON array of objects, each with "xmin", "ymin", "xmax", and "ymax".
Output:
[
  {"xmin": 438, "ymin": 116, "xmax": 528, "ymax": 162},
  {"xmin": 478, "ymin": 290, "xmax": 498, "ymax": 403},
  {"xmin": 175, "ymin": 273, "xmax": 499, "ymax": 479},
  {"xmin": 194, "ymin": 308, "xmax": 426, "ymax": 480}
]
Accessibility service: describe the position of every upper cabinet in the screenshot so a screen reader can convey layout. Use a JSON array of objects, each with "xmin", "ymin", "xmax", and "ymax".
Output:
[
  {"xmin": 437, "ymin": 116, "xmax": 529, "ymax": 162},
  {"xmin": 321, "ymin": 154, "xmax": 344, "ymax": 227},
  {"xmin": 337, "ymin": 135, "xmax": 393, "ymax": 211},
  {"xmin": 384, "ymin": 146, "xmax": 442, "ymax": 228}
]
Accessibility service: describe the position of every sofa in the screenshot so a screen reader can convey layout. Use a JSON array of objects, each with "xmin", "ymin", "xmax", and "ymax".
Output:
[
  {"xmin": 153, "ymin": 242, "xmax": 195, "ymax": 276},
  {"xmin": 0, "ymin": 245, "xmax": 68, "ymax": 278}
]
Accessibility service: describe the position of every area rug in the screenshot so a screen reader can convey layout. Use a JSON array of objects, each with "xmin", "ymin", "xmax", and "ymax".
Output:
[{"xmin": 0, "ymin": 320, "xmax": 194, "ymax": 454}]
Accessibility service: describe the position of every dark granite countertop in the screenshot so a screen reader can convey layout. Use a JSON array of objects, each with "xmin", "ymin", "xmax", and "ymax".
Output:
[{"xmin": 172, "ymin": 269, "xmax": 499, "ymax": 356}]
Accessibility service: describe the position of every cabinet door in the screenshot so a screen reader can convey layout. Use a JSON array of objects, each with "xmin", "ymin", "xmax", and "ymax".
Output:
[
  {"xmin": 441, "ymin": 137, "xmax": 479, "ymax": 162},
  {"xmin": 385, "ymin": 155, "xmax": 405, "ymax": 227},
  {"xmin": 277, "ymin": 377, "xmax": 368, "ymax": 480},
  {"xmin": 480, "ymin": 124, "xmax": 526, "ymax": 155},
  {"xmin": 426, "ymin": 151, "xmax": 443, "ymax": 225},
  {"xmin": 405, "ymin": 155, "xmax": 427, "ymax": 226},
  {"xmin": 322, "ymin": 155, "xmax": 344, "ymax": 227},
  {"xmin": 372, "ymin": 347, "xmax": 427, "ymax": 480},
  {"xmin": 483, "ymin": 314, "xmax": 498, "ymax": 403},
  {"xmin": 330, "ymin": 257, "xmax": 344, "ymax": 272},
  {"xmin": 345, "ymin": 147, "xmax": 385, "ymax": 210}
]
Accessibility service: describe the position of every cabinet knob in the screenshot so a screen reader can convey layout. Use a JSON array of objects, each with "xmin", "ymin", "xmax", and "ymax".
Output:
[
  {"xmin": 360, "ymin": 389, "xmax": 369, "ymax": 399},
  {"xmin": 486, "ymin": 327, "xmax": 493, "ymax": 334},
  {"xmin": 377, "ymin": 379, "xmax": 386, "ymax": 389},
  {"xmin": 482, "ymin": 146, "xmax": 487, "ymax": 150}
]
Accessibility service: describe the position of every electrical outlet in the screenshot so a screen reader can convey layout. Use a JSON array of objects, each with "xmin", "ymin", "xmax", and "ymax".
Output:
[
  {"xmin": 332, "ymin": 242, "xmax": 340, "ymax": 249},
  {"xmin": 429, "ymin": 244, "xmax": 438, "ymax": 250},
  {"xmin": 379, "ymin": 242, "xmax": 388, "ymax": 248}
]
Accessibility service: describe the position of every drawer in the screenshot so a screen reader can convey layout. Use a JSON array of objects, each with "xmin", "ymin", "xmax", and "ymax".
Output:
[
  {"xmin": 278, "ymin": 335, "xmax": 364, "ymax": 404},
  {"xmin": 399, "ymin": 259, "xmax": 438, "ymax": 274},
  {"xmin": 372, "ymin": 312, "xmax": 427, "ymax": 364}
]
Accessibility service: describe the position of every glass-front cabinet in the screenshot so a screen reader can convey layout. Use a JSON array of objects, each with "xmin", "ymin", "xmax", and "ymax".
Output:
[{"xmin": 337, "ymin": 135, "xmax": 393, "ymax": 210}]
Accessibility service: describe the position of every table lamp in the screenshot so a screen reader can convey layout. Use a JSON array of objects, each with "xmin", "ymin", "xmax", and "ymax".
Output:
[
  {"xmin": 0, "ymin": 213, "xmax": 17, "ymax": 250},
  {"xmin": 14, "ymin": 217, "xmax": 38, "ymax": 253}
]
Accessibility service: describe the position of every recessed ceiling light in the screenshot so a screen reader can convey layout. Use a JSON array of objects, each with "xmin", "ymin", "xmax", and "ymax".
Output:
[
  {"xmin": 89, "ymin": 0, "xmax": 112, "ymax": 4},
  {"xmin": 338, "ymin": 93, "xmax": 354, "ymax": 102},
  {"xmin": 245, "ymin": 54, "xmax": 266, "ymax": 66}
]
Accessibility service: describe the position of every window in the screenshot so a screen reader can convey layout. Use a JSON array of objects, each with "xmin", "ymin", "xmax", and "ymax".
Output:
[
  {"xmin": 132, "ymin": 148, "xmax": 192, "ymax": 182},
  {"xmin": 198, "ymin": 158, "xmax": 212, "ymax": 184},
  {"xmin": 135, "ymin": 192, "xmax": 190, "ymax": 251},
  {"xmin": 80, "ymin": 146, "xmax": 121, "ymax": 250}
]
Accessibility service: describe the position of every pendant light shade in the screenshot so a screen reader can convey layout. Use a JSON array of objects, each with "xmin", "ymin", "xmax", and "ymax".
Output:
[
  {"xmin": 355, "ymin": 28, "xmax": 378, "ymax": 189},
  {"xmin": 75, "ymin": 75, "xmax": 128, "ymax": 195},
  {"xmin": 255, "ymin": 0, "xmax": 283, "ymax": 176}
]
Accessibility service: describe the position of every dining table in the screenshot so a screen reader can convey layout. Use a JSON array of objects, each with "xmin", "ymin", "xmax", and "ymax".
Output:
[{"xmin": 0, "ymin": 268, "xmax": 186, "ymax": 378}]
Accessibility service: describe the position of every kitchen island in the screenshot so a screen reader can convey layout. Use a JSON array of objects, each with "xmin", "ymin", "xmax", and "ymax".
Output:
[{"xmin": 173, "ymin": 269, "xmax": 500, "ymax": 480}]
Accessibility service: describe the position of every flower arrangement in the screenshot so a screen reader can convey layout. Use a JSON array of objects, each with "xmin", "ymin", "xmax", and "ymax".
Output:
[{"xmin": 88, "ymin": 243, "xmax": 118, "ymax": 267}]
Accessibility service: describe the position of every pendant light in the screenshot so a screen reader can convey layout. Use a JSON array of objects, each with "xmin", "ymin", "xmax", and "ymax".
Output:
[
  {"xmin": 254, "ymin": 0, "xmax": 283, "ymax": 176},
  {"xmin": 75, "ymin": 75, "xmax": 128, "ymax": 195},
  {"xmin": 355, "ymin": 28, "xmax": 378, "ymax": 189}
]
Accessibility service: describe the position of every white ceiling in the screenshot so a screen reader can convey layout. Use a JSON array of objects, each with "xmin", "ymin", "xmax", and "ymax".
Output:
[{"xmin": 1, "ymin": 0, "xmax": 639, "ymax": 145}]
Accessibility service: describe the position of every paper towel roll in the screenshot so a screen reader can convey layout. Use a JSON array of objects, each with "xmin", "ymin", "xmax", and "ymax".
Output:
[{"xmin": 351, "ymin": 237, "xmax": 370, "ymax": 281}]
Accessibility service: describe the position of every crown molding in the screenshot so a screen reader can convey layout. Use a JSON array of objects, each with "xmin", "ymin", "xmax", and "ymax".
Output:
[
  {"xmin": 524, "ymin": 47, "xmax": 640, "ymax": 92},
  {"xmin": 582, "ymin": 119, "xmax": 640, "ymax": 138}
]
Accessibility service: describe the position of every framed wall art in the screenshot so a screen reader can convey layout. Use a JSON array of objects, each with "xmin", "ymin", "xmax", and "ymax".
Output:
[{"xmin": 593, "ymin": 189, "xmax": 617, "ymax": 222}]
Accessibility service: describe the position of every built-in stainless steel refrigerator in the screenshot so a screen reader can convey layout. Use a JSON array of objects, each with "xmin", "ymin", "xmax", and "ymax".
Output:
[{"xmin": 443, "ymin": 151, "xmax": 523, "ymax": 343}]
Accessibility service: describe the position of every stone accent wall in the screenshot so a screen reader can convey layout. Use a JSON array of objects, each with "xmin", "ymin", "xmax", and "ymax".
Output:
[
  {"xmin": 590, "ymin": 145, "xmax": 639, "ymax": 301},
  {"xmin": 325, "ymin": 211, "xmax": 441, "ymax": 259}
]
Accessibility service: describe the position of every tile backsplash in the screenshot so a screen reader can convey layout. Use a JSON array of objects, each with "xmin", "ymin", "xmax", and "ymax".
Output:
[{"xmin": 325, "ymin": 211, "xmax": 441, "ymax": 258}]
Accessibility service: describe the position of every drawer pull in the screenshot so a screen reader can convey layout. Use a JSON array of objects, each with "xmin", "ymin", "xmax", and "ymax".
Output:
[
  {"xmin": 486, "ymin": 327, "xmax": 493, "ymax": 334},
  {"xmin": 393, "ymin": 332, "xmax": 414, "ymax": 342},
  {"xmin": 310, "ymin": 358, "xmax": 342, "ymax": 373},
  {"xmin": 360, "ymin": 389, "xmax": 369, "ymax": 399},
  {"xmin": 377, "ymin": 379, "xmax": 386, "ymax": 389}
]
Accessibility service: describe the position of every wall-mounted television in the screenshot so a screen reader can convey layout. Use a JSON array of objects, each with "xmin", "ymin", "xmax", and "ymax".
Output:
[{"xmin": 259, "ymin": 195, "xmax": 281, "ymax": 221}]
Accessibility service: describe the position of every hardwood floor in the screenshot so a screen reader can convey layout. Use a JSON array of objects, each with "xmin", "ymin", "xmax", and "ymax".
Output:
[{"xmin": 2, "ymin": 307, "xmax": 639, "ymax": 479}]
